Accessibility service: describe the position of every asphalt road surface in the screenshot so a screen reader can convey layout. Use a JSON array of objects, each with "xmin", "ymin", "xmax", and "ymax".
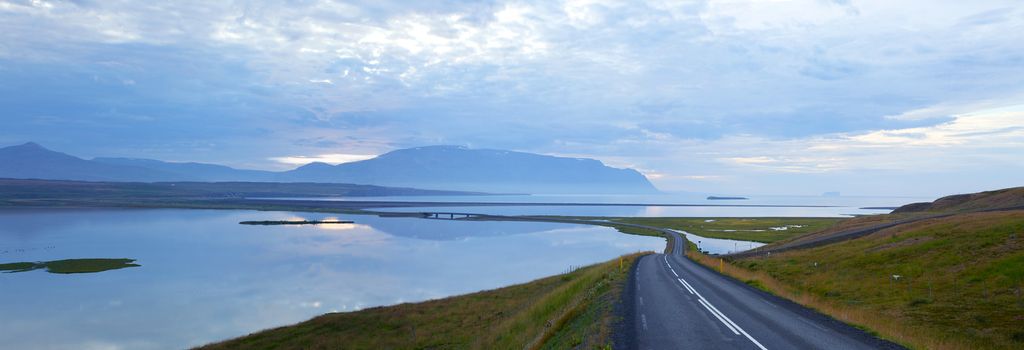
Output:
[{"xmin": 624, "ymin": 228, "xmax": 904, "ymax": 350}]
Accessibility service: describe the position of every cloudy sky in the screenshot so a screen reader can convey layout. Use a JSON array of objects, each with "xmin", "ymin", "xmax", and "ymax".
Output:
[{"xmin": 1, "ymin": 0, "xmax": 1022, "ymax": 196}]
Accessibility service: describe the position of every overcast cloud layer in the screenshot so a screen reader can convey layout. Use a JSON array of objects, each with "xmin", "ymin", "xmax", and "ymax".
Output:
[{"xmin": 1, "ymin": 0, "xmax": 1022, "ymax": 196}]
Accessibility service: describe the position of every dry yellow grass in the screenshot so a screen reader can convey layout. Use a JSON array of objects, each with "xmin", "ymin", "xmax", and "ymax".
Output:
[
  {"xmin": 689, "ymin": 210, "xmax": 1024, "ymax": 349},
  {"xmin": 199, "ymin": 252, "xmax": 648, "ymax": 350}
]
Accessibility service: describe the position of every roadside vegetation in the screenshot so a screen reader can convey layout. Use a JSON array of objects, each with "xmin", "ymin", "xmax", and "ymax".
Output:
[
  {"xmin": 199, "ymin": 252, "xmax": 648, "ymax": 350},
  {"xmin": 0, "ymin": 258, "xmax": 139, "ymax": 274},
  {"xmin": 612, "ymin": 217, "xmax": 843, "ymax": 243},
  {"xmin": 688, "ymin": 210, "xmax": 1024, "ymax": 349},
  {"xmin": 602, "ymin": 224, "xmax": 672, "ymax": 254}
]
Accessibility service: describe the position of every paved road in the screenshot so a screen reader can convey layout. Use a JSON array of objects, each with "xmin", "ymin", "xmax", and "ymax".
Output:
[{"xmin": 625, "ymin": 229, "xmax": 904, "ymax": 350}]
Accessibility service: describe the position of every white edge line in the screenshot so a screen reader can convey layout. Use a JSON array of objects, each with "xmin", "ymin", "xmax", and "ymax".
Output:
[
  {"xmin": 680, "ymin": 276, "xmax": 768, "ymax": 350},
  {"xmin": 702, "ymin": 297, "xmax": 769, "ymax": 350},
  {"xmin": 698, "ymin": 299, "xmax": 740, "ymax": 335},
  {"xmin": 699, "ymin": 298, "xmax": 740, "ymax": 335}
]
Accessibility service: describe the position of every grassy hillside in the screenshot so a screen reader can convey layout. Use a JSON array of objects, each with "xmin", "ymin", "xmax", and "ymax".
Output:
[
  {"xmin": 758, "ymin": 187, "xmax": 1024, "ymax": 253},
  {"xmin": 697, "ymin": 210, "xmax": 1024, "ymax": 349},
  {"xmin": 893, "ymin": 187, "xmax": 1024, "ymax": 214},
  {"xmin": 198, "ymin": 252, "xmax": 647, "ymax": 350}
]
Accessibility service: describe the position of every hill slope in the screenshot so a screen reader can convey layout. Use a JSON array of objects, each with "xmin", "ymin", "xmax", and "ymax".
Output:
[
  {"xmin": 92, "ymin": 157, "xmax": 277, "ymax": 182},
  {"xmin": 198, "ymin": 253, "xmax": 644, "ymax": 350},
  {"xmin": 729, "ymin": 210, "xmax": 1024, "ymax": 349},
  {"xmin": 893, "ymin": 187, "xmax": 1024, "ymax": 214},
  {"xmin": 740, "ymin": 187, "xmax": 1024, "ymax": 255},
  {"xmin": 0, "ymin": 142, "xmax": 179, "ymax": 181},
  {"xmin": 696, "ymin": 186, "xmax": 1024, "ymax": 348}
]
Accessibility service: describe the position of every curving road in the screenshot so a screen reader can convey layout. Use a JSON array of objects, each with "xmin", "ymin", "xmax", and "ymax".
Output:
[
  {"xmin": 621, "ymin": 228, "xmax": 904, "ymax": 350},
  {"xmin": 367, "ymin": 210, "xmax": 905, "ymax": 349}
]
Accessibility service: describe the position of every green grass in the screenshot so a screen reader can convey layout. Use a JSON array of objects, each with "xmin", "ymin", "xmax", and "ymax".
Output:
[
  {"xmin": 0, "ymin": 262, "xmax": 38, "ymax": 272},
  {"xmin": 601, "ymin": 224, "xmax": 671, "ymax": 254},
  {"xmin": 198, "ymin": 252, "xmax": 647, "ymax": 350},
  {"xmin": 0, "ymin": 258, "xmax": 139, "ymax": 274},
  {"xmin": 612, "ymin": 217, "xmax": 843, "ymax": 243},
  {"xmin": 717, "ymin": 210, "xmax": 1024, "ymax": 349}
]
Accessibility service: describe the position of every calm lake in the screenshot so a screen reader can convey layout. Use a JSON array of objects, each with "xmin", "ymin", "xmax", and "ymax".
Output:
[
  {"xmin": 264, "ymin": 194, "xmax": 932, "ymax": 217},
  {"xmin": 0, "ymin": 209, "xmax": 663, "ymax": 349}
]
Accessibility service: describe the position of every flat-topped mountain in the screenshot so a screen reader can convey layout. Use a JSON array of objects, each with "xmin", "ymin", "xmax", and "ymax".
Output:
[
  {"xmin": 0, "ymin": 143, "xmax": 659, "ymax": 194},
  {"xmin": 279, "ymin": 145, "xmax": 659, "ymax": 194}
]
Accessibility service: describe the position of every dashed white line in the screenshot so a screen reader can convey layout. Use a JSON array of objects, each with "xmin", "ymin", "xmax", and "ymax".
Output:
[
  {"xmin": 640, "ymin": 296, "xmax": 644, "ymax": 306},
  {"xmin": 641, "ymin": 314, "xmax": 649, "ymax": 332}
]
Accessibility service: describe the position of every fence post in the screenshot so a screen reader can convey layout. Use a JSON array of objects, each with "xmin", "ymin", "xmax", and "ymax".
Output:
[
  {"xmin": 907, "ymin": 276, "xmax": 912, "ymax": 299},
  {"xmin": 1017, "ymin": 281, "xmax": 1022, "ymax": 308},
  {"xmin": 928, "ymin": 280, "xmax": 933, "ymax": 301}
]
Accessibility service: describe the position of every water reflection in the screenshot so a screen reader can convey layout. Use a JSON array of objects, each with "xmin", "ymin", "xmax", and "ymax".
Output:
[
  {"xmin": 371, "ymin": 204, "xmax": 893, "ymax": 217},
  {"xmin": 677, "ymin": 230, "xmax": 766, "ymax": 255},
  {"xmin": 264, "ymin": 194, "xmax": 928, "ymax": 217},
  {"xmin": 0, "ymin": 209, "xmax": 663, "ymax": 349}
]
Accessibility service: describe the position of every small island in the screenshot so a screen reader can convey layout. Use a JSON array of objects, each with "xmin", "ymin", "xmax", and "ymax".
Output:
[
  {"xmin": 0, "ymin": 258, "xmax": 139, "ymax": 274},
  {"xmin": 239, "ymin": 220, "xmax": 355, "ymax": 225},
  {"xmin": 707, "ymin": 196, "xmax": 748, "ymax": 200}
]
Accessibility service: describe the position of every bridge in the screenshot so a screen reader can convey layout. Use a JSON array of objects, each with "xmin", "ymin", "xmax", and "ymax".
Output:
[{"xmin": 419, "ymin": 212, "xmax": 486, "ymax": 220}]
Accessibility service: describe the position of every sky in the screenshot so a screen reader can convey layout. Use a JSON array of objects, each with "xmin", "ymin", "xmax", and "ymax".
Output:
[{"xmin": 1, "ymin": 0, "xmax": 1023, "ymax": 197}]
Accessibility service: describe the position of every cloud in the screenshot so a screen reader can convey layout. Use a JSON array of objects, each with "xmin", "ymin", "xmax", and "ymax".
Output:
[
  {"xmin": 1, "ymin": 0, "xmax": 1022, "ymax": 196},
  {"xmin": 270, "ymin": 153, "xmax": 378, "ymax": 166}
]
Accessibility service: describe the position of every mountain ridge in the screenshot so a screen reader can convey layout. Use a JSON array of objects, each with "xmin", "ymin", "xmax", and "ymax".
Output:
[{"xmin": 0, "ymin": 142, "xmax": 659, "ymax": 194}]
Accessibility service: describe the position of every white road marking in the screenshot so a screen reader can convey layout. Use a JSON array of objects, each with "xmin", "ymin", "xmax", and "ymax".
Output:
[
  {"xmin": 677, "ymin": 278, "xmax": 696, "ymax": 295},
  {"xmin": 699, "ymin": 299, "xmax": 739, "ymax": 334},
  {"xmin": 641, "ymin": 314, "xmax": 649, "ymax": 332},
  {"xmin": 671, "ymin": 261, "xmax": 769, "ymax": 350},
  {"xmin": 640, "ymin": 296, "xmax": 644, "ymax": 306}
]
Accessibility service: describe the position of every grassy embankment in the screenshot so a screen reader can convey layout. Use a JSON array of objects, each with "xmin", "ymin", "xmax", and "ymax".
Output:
[
  {"xmin": 199, "ymin": 252, "xmax": 648, "ymax": 350},
  {"xmin": 611, "ymin": 217, "xmax": 843, "ymax": 243},
  {"xmin": 687, "ymin": 210, "xmax": 1024, "ymax": 349},
  {"xmin": 536, "ymin": 216, "xmax": 840, "ymax": 244},
  {"xmin": 601, "ymin": 224, "xmax": 673, "ymax": 254},
  {"xmin": 0, "ymin": 258, "xmax": 139, "ymax": 274}
]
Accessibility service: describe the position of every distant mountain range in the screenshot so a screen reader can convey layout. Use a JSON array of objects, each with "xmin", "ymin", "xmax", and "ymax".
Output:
[{"xmin": 0, "ymin": 143, "xmax": 659, "ymax": 194}]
